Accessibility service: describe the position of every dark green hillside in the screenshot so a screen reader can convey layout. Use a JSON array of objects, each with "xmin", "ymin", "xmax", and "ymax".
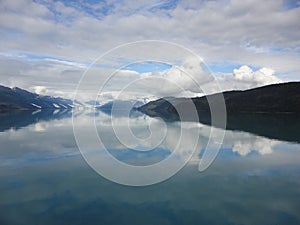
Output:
[{"xmin": 138, "ymin": 82, "xmax": 300, "ymax": 118}]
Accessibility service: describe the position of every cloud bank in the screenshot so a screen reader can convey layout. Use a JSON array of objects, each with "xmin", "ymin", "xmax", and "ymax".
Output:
[{"xmin": 0, "ymin": 0, "xmax": 298, "ymax": 100}]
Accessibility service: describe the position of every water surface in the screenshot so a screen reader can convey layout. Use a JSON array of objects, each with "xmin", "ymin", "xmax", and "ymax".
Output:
[{"xmin": 0, "ymin": 110, "xmax": 300, "ymax": 225}]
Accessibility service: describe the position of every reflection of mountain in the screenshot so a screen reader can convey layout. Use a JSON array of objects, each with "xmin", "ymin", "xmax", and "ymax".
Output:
[
  {"xmin": 85, "ymin": 100, "xmax": 100, "ymax": 107},
  {"xmin": 215, "ymin": 113, "xmax": 299, "ymax": 144},
  {"xmin": 0, "ymin": 109, "xmax": 72, "ymax": 132},
  {"xmin": 137, "ymin": 82, "xmax": 300, "ymax": 143},
  {"xmin": 97, "ymin": 100, "xmax": 144, "ymax": 117},
  {"xmin": 0, "ymin": 84, "xmax": 74, "ymax": 112}
]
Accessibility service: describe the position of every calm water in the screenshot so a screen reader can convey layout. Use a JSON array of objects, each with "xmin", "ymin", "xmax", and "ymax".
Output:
[{"xmin": 0, "ymin": 110, "xmax": 300, "ymax": 225}]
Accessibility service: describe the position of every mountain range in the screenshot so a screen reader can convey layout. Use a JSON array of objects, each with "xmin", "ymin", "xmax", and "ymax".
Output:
[{"xmin": 0, "ymin": 85, "xmax": 75, "ymax": 112}]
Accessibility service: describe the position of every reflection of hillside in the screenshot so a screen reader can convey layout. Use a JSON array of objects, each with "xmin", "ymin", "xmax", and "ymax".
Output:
[
  {"xmin": 96, "ymin": 100, "xmax": 144, "ymax": 118},
  {"xmin": 139, "ymin": 109, "xmax": 300, "ymax": 144},
  {"xmin": 0, "ymin": 109, "xmax": 72, "ymax": 132},
  {"xmin": 200, "ymin": 112, "xmax": 300, "ymax": 144}
]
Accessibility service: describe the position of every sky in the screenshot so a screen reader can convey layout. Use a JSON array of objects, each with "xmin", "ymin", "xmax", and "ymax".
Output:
[{"xmin": 0, "ymin": 0, "xmax": 300, "ymax": 101}]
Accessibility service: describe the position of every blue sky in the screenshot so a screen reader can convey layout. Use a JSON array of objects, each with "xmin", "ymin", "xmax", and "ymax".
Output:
[
  {"xmin": 0, "ymin": 0, "xmax": 299, "ymax": 99},
  {"xmin": 125, "ymin": 62, "xmax": 172, "ymax": 73}
]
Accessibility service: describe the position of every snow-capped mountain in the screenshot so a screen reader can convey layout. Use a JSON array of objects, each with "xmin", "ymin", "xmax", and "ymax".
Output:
[{"xmin": 0, "ymin": 84, "xmax": 75, "ymax": 111}]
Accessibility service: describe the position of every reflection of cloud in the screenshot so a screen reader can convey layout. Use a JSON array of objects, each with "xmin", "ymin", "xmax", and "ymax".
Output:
[
  {"xmin": 232, "ymin": 138, "xmax": 275, "ymax": 156},
  {"xmin": 0, "ymin": 110, "xmax": 285, "ymax": 170},
  {"xmin": 222, "ymin": 130, "xmax": 279, "ymax": 156},
  {"xmin": 32, "ymin": 122, "xmax": 48, "ymax": 132},
  {"xmin": 81, "ymin": 112, "xmax": 282, "ymax": 162},
  {"xmin": 0, "ymin": 118, "xmax": 78, "ymax": 166},
  {"xmin": 94, "ymin": 112, "xmax": 208, "ymax": 159}
]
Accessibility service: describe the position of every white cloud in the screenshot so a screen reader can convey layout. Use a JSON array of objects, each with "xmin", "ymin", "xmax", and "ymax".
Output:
[
  {"xmin": 0, "ymin": 55, "xmax": 83, "ymax": 99},
  {"xmin": 31, "ymin": 85, "xmax": 47, "ymax": 95},
  {"xmin": 0, "ymin": 0, "xmax": 299, "ymax": 100},
  {"xmin": 0, "ymin": 51, "xmax": 284, "ymax": 102},
  {"xmin": 0, "ymin": 0, "xmax": 299, "ymax": 71},
  {"xmin": 233, "ymin": 65, "xmax": 281, "ymax": 86},
  {"xmin": 213, "ymin": 65, "xmax": 283, "ymax": 93},
  {"xmin": 94, "ymin": 61, "xmax": 284, "ymax": 103},
  {"xmin": 94, "ymin": 57, "xmax": 213, "ymax": 101}
]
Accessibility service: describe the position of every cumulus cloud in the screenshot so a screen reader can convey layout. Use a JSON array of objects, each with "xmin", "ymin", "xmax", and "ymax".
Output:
[
  {"xmin": 213, "ymin": 65, "xmax": 283, "ymax": 93},
  {"xmin": 233, "ymin": 65, "xmax": 281, "ymax": 86},
  {"xmin": 95, "ymin": 61, "xmax": 284, "ymax": 103},
  {"xmin": 143, "ymin": 57, "xmax": 212, "ymax": 96},
  {"xmin": 30, "ymin": 86, "xmax": 48, "ymax": 95},
  {"xmin": 95, "ymin": 57, "xmax": 213, "ymax": 102}
]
